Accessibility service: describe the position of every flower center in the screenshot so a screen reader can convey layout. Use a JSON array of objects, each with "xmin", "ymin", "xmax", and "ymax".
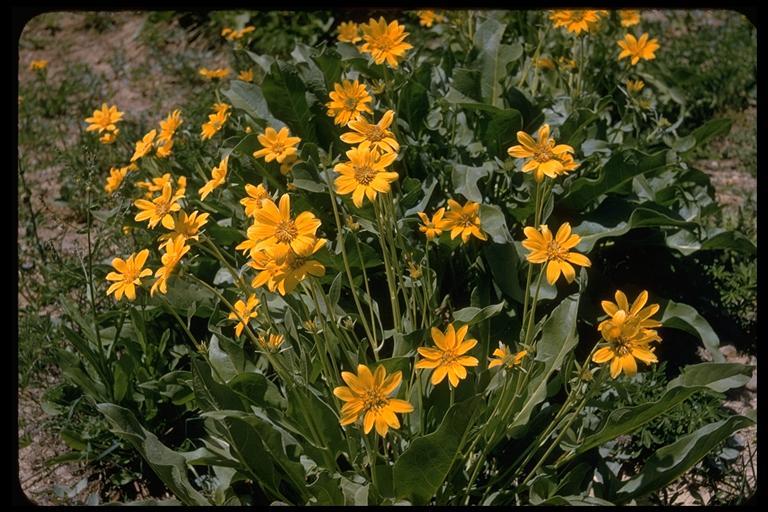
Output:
[
  {"xmin": 344, "ymin": 97, "xmax": 359, "ymax": 110},
  {"xmin": 275, "ymin": 220, "xmax": 298, "ymax": 243},
  {"xmin": 440, "ymin": 349, "xmax": 459, "ymax": 365},
  {"xmin": 458, "ymin": 214, "xmax": 476, "ymax": 228},
  {"xmin": 367, "ymin": 125, "xmax": 385, "ymax": 141},
  {"xmin": 533, "ymin": 146, "xmax": 554, "ymax": 162},
  {"xmin": 363, "ymin": 390, "xmax": 388, "ymax": 412},
  {"xmin": 271, "ymin": 142, "xmax": 285, "ymax": 154},
  {"xmin": 354, "ymin": 165, "xmax": 377, "ymax": 185},
  {"xmin": 613, "ymin": 337, "xmax": 633, "ymax": 356},
  {"xmin": 546, "ymin": 240, "xmax": 563, "ymax": 260}
]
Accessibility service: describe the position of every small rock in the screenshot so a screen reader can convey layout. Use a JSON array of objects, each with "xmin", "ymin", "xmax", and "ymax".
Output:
[
  {"xmin": 746, "ymin": 371, "xmax": 757, "ymax": 392},
  {"xmin": 719, "ymin": 344, "xmax": 738, "ymax": 359}
]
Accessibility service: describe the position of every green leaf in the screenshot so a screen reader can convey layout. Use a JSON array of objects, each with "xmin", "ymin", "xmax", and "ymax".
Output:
[
  {"xmin": 453, "ymin": 302, "xmax": 505, "ymax": 325},
  {"xmin": 560, "ymin": 149, "xmax": 670, "ymax": 212},
  {"xmin": 451, "ymin": 163, "xmax": 492, "ymax": 203},
  {"xmin": 482, "ymin": 108, "xmax": 523, "ymax": 158},
  {"xmin": 577, "ymin": 363, "xmax": 751, "ymax": 455},
  {"xmin": 473, "ymin": 17, "xmax": 521, "ymax": 107},
  {"xmin": 207, "ymin": 335, "xmax": 244, "ymax": 382},
  {"xmin": 191, "ymin": 358, "xmax": 244, "ymax": 412},
  {"xmin": 616, "ymin": 415, "xmax": 754, "ymax": 502},
  {"xmin": 700, "ymin": 229, "xmax": 756, "ymax": 255},
  {"xmin": 397, "ymin": 80, "xmax": 428, "ymax": 133},
  {"xmin": 222, "ymin": 81, "xmax": 282, "ymax": 127},
  {"xmin": 97, "ymin": 404, "xmax": 210, "ymax": 505},
  {"xmin": 451, "ymin": 67, "xmax": 481, "ymax": 101},
  {"xmin": 261, "ymin": 61, "xmax": 316, "ymax": 141},
  {"xmin": 479, "ymin": 203, "xmax": 513, "ymax": 244},
  {"xmin": 508, "ymin": 294, "xmax": 580, "ymax": 436},
  {"xmin": 285, "ymin": 386, "xmax": 346, "ymax": 460},
  {"xmin": 688, "ymin": 117, "xmax": 732, "ymax": 149},
  {"xmin": 660, "ymin": 300, "xmax": 723, "ymax": 362},
  {"xmin": 393, "ymin": 396, "xmax": 484, "ymax": 505},
  {"xmin": 483, "ymin": 243, "xmax": 523, "ymax": 303}
]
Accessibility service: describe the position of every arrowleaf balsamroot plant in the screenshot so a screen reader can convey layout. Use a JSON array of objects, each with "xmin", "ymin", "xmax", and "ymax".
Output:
[{"xmin": 48, "ymin": 9, "xmax": 754, "ymax": 506}]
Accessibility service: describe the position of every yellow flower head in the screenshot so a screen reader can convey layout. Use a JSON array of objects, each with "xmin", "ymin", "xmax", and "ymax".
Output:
[
  {"xmin": 134, "ymin": 181, "xmax": 184, "ymax": 229},
  {"xmin": 253, "ymin": 126, "xmax": 301, "ymax": 163},
  {"xmin": 507, "ymin": 124, "xmax": 578, "ymax": 182},
  {"xmin": 625, "ymin": 79, "xmax": 645, "ymax": 93},
  {"xmin": 618, "ymin": 33, "xmax": 660, "ymax": 66},
  {"xmin": 157, "ymin": 109, "xmax": 182, "ymax": 145},
  {"xmin": 535, "ymin": 57, "xmax": 556, "ymax": 70},
  {"xmin": 618, "ymin": 10, "xmax": 641, "ymax": 27},
  {"xmin": 417, "ymin": 10, "xmax": 446, "ymax": 27},
  {"xmin": 549, "ymin": 10, "xmax": 607, "ymax": 34},
  {"xmin": 105, "ymin": 249, "xmax": 152, "ymax": 301},
  {"xmin": 416, "ymin": 324, "xmax": 479, "ymax": 388},
  {"xmin": 488, "ymin": 344, "xmax": 528, "ymax": 369},
  {"xmin": 201, "ymin": 103, "xmax": 230, "ymax": 140},
  {"xmin": 131, "ymin": 129, "xmax": 158, "ymax": 162},
  {"xmin": 279, "ymin": 154, "xmax": 299, "ymax": 176},
  {"xmin": 522, "ymin": 223, "xmax": 591, "ymax": 285},
  {"xmin": 151, "ymin": 235, "xmax": 190, "ymax": 296},
  {"xmin": 340, "ymin": 110, "xmax": 399, "ymax": 154},
  {"xmin": 236, "ymin": 193, "xmax": 321, "ymax": 257},
  {"xmin": 359, "ymin": 17, "xmax": 413, "ymax": 68},
  {"xmin": 199, "ymin": 156, "xmax": 229, "ymax": 200},
  {"xmin": 136, "ymin": 173, "xmax": 172, "ymax": 195},
  {"xmin": 337, "ymin": 21, "xmax": 361, "ymax": 43},
  {"xmin": 326, "ymin": 79, "xmax": 373, "ymax": 126},
  {"xmin": 257, "ymin": 333, "xmax": 285, "ymax": 352},
  {"xmin": 333, "ymin": 141, "xmax": 399, "ymax": 208},
  {"xmin": 85, "ymin": 103, "xmax": 124, "ymax": 134},
  {"xmin": 30, "ymin": 59, "xmax": 48, "ymax": 71},
  {"xmin": 227, "ymin": 294, "xmax": 260, "ymax": 337},
  {"xmin": 241, "ymin": 183, "xmax": 271, "ymax": 218},
  {"xmin": 99, "ymin": 129, "xmax": 119, "ymax": 144},
  {"xmin": 417, "ymin": 207, "xmax": 448, "ymax": 240},
  {"xmin": 592, "ymin": 290, "xmax": 662, "ymax": 378},
  {"xmin": 333, "ymin": 364, "xmax": 414, "ymax": 436},
  {"xmin": 442, "ymin": 199, "xmax": 487, "ymax": 243},
  {"xmin": 270, "ymin": 238, "xmax": 327, "ymax": 296},
  {"xmin": 105, "ymin": 166, "xmax": 130, "ymax": 195},
  {"xmin": 558, "ymin": 56, "xmax": 578, "ymax": 71},
  {"xmin": 238, "ymin": 68, "xmax": 255, "ymax": 82},
  {"xmin": 159, "ymin": 210, "xmax": 209, "ymax": 249},
  {"xmin": 199, "ymin": 66, "xmax": 231, "ymax": 80},
  {"xmin": 222, "ymin": 26, "xmax": 255, "ymax": 41}
]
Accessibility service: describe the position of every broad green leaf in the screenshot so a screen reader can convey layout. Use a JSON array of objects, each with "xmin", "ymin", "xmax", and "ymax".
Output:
[
  {"xmin": 700, "ymin": 229, "xmax": 756, "ymax": 255},
  {"xmin": 479, "ymin": 203, "xmax": 513, "ymax": 243},
  {"xmin": 688, "ymin": 117, "xmax": 732, "ymax": 149},
  {"xmin": 508, "ymin": 293, "xmax": 580, "ymax": 436},
  {"xmin": 228, "ymin": 372, "xmax": 284, "ymax": 410},
  {"xmin": 660, "ymin": 300, "xmax": 724, "ymax": 362},
  {"xmin": 397, "ymin": 80, "xmax": 428, "ymax": 133},
  {"xmin": 191, "ymin": 358, "xmax": 244, "ymax": 412},
  {"xmin": 576, "ymin": 363, "xmax": 751, "ymax": 455},
  {"xmin": 451, "ymin": 163, "xmax": 492, "ymax": 203},
  {"xmin": 285, "ymin": 386, "xmax": 346, "ymax": 460},
  {"xmin": 261, "ymin": 61, "xmax": 316, "ymax": 141},
  {"xmin": 453, "ymin": 301, "xmax": 505, "ymax": 325},
  {"xmin": 450, "ymin": 67, "xmax": 481, "ymax": 101},
  {"xmin": 560, "ymin": 149, "xmax": 670, "ymax": 212},
  {"xmin": 482, "ymin": 108, "xmax": 523, "ymax": 158},
  {"xmin": 616, "ymin": 415, "xmax": 754, "ymax": 502},
  {"xmin": 540, "ymin": 495, "xmax": 615, "ymax": 506},
  {"xmin": 97, "ymin": 403, "xmax": 210, "ymax": 505},
  {"xmin": 393, "ymin": 396, "xmax": 484, "ymax": 505},
  {"xmin": 473, "ymin": 17, "xmax": 521, "ymax": 107},
  {"xmin": 483, "ymin": 243, "xmax": 524, "ymax": 303},
  {"xmin": 222, "ymin": 81, "xmax": 282, "ymax": 127}
]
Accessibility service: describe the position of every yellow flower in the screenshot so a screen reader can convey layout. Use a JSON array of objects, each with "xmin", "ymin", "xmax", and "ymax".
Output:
[
  {"xmin": 625, "ymin": 79, "xmax": 645, "ymax": 93},
  {"xmin": 417, "ymin": 10, "xmax": 446, "ymax": 27},
  {"xmin": 507, "ymin": 124, "xmax": 578, "ymax": 182},
  {"xmin": 156, "ymin": 109, "xmax": 182, "ymax": 158},
  {"xmin": 131, "ymin": 129, "xmax": 158, "ymax": 162},
  {"xmin": 333, "ymin": 364, "xmax": 414, "ymax": 436},
  {"xmin": 136, "ymin": 173, "xmax": 173, "ymax": 195},
  {"xmin": 535, "ymin": 57, "xmax": 556, "ymax": 70},
  {"xmin": 85, "ymin": 103, "xmax": 123, "ymax": 134},
  {"xmin": 252, "ymin": 126, "xmax": 301, "ymax": 164},
  {"xmin": 279, "ymin": 154, "xmax": 299, "ymax": 176},
  {"xmin": 222, "ymin": 26, "xmax": 255, "ymax": 41},
  {"xmin": 158, "ymin": 210, "xmax": 209, "ymax": 249},
  {"xmin": 199, "ymin": 156, "xmax": 229, "ymax": 200},
  {"xmin": 105, "ymin": 166, "xmax": 129, "ymax": 194},
  {"xmin": 598, "ymin": 290, "xmax": 662, "ymax": 342},
  {"xmin": 201, "ymin": 103, "xmax": 230, "ymax": 140},
  {"xmin": 155, "ymin": 139, "xmax": 174, "ymax": 158},
  {"xmin": 340, "ymin": 110, "xmax": 399, "ymax": 154},
  {"xmin": 359, "ymin": 17, "xmax": 413, "ymax": 68},
  {"xmin": 236, "ymin": 193, "xmax": 321, "ymax": 256},
  {"xmin": 618, "ymin": 33, "xmax": 660, "ymax": 66},
  {"xmin": 238, "ymin": 68, "xmax": 254, "ymax": 82},
  {"xmin": 257, "ymin": 333, "xmax": 285, "ymax": 352},
  {"xmin": 326, "ymin": 79, "xmax": 373, "ymax": 126},
  {"xmin": 592, "ymin": 291, "xmax": 662, "ymax": 378},
  {"xmin": 417, "ymin": 207, "xmax": 448, "ymax": 240},
  {"xmin": 134, "ymin": 182, "xmax": 184, "ymax": 229},
  {"xmin": 618, "ymin": 10, "xmax": 641, "ymax": 27},
  {"xmin": 522, "ymin": 223, "xmax": 591, "ymax": 285},
  {"xmin": 241, "ymin": 183, "xmax": 270, "ymax": 218},
  {"xmin": 30, "ymin": 59, "xmax": 48, "ymax": 71},
  {"xmin": 270, "ymin": 238, "xmax": 327, "ymax": 296},
  {"xmin": 227, "ymin": 295, "xmax": 260, "ymax": 337},
  {"xmin": 105, "ymin": 249, "xmax": 152, "ymax": 301},
  {"xmin": 557, "ymin": 56, "xmax": 577, "ymax": 70},
  {"xmin": 549, "ymin": 10, "xmax": 606, "ymax": 34},
  {"xmin": 333, "ymin": 141, "xmax": 399, "ymax": 208},
  {"xmin": 199, "ymin": 66, "xmax": 231, "ymax": 79},
  {"xmin": 337, "ymin": 21, "xmax": 361, "ymax": 43},
  {"xmin": 442, "ymin": 199, "xmax": 487, "ymax": 243},
  {"xmin": 416, "ymin": 324, "xmax": 479, "ymax": 388},
  {"xmin": 150, "ymin": 235, "xmax": 190, "ymax": 296},
  {"xmin": 488, "ymin": 345, "xmax": 528, "ymax": 369}
]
